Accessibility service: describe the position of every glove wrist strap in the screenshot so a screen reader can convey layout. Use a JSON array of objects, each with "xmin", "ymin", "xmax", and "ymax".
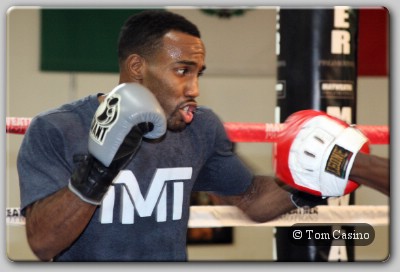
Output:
[
  {"xmin": 68, "ymin": 155, "xmax": 117, "ymax": 205},
  {"xmin": 326, "ymin": 127, "xmax": 368, "ymax": 179},
  {"xmin": 68, "ymin": 181, "xmax": 103, "ymax": 205}
]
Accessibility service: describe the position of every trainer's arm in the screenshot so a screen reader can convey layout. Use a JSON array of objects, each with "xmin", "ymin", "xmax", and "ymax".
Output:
[
  {"xmin": 219, "ymin": 175, "xmax": 296, "ymax": 222},
  {"xmin": 25, "ymin": 187, "xmax": 96, "ymax": 261},
  {"xmin": 220, "ymin": 153, "xmax": 389, "ymax": 223},
  {"xmin": 349, "ymin": 152, "xmax": 389, "ymax": 196}
]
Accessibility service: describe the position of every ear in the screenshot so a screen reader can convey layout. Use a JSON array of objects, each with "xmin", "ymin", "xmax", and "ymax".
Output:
[{"xmin": 125, "ymin": 54, "xmax": 145, "ymax": 81}]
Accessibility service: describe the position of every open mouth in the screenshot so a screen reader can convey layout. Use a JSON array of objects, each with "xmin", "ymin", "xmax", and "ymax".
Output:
[{"xmin": 179, "ymin": 103, "xmax": 197, "ymax": 124}]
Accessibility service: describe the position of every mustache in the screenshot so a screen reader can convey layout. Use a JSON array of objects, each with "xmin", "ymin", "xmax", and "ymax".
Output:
[
  {"xmin": 173, "ymin": 100, "xmax": 198, "ymax": 115},
  {"xmin": 177, "ymin": 98, "xmax": 197, "ymax": 108}
]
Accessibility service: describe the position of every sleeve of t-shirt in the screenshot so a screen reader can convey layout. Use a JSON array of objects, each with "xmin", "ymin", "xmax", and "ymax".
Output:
[
  {"xmin": 17, "ymin": 115, "xmax": 73, "ymax": 215},
  {"xmin": 193, "ymin": 111, "xmax": 254, "ymax": 196}
]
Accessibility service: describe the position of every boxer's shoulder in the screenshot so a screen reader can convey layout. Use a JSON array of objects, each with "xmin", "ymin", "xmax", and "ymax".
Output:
[
  {"xmin": 29, "ymin": 94, "xmax": 98, "ymax": 134},
  {"xmin": 44, "ymin": 94, "xmax": 98, "ymax": 118}
]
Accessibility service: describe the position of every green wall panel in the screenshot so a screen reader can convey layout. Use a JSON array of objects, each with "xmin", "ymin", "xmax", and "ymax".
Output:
[{"xmin": 40, "ymin": 9, "xmax": 153, "ymax": 73}]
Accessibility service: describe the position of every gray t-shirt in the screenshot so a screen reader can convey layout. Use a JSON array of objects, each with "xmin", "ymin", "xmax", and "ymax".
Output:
[{"xmin": 17, "ymin": 94, "xmax": 254, "ymax": 261}]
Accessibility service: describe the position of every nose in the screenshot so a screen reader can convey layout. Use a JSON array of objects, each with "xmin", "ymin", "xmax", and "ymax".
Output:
[{"xmin": 185, "ymin": 78, "xmax": 200, "ymax": 98}]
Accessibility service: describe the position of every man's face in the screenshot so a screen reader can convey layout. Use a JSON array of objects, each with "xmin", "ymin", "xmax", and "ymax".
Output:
[{"xmin": 141, "ymin": 31, "xmax": 206, "ymax": 131}]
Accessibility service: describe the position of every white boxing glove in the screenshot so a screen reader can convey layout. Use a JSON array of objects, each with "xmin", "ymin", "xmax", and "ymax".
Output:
[
  {"xmin": 69, "ymin": 83, "xmax": 166, "ymax": 205},
  {"xmin": 275, "ymin": 110, "xmax": 369, "ymax": 197},
  {"xmin": 89, "ymin": 83, "xmax": 166, "ymax": 167}
]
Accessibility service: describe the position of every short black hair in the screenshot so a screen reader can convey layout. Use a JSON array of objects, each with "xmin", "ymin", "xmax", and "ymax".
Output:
[{"xmin": 118, "ymin": 10, "xmax": 201, "ymax": 63}]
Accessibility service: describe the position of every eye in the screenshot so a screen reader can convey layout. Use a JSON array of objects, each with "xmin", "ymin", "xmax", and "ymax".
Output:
[{"xmin": 176, "ymin": 68, "xmax": 188, "ymax": 76}]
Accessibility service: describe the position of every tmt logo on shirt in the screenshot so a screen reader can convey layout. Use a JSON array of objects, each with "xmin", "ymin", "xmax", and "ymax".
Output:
[{"xmin": 99, "ymin": 167, "xmax": 192, "ymax": 224}]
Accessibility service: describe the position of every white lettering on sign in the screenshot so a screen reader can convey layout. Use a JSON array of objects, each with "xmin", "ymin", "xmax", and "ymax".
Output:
[
  {"xmin": 331, "ymin": 6, "xmax": 352, "ymax": 54},
  {"xmin": 326, "ymin": 106, "xmax": 352, "ymax": 124}
]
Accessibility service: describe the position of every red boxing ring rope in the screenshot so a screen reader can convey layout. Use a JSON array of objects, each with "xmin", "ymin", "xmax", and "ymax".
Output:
[
  {"xmin": 224, "ymin": 122, "xmax": 389, "ymax": 145},
  {"xmin": 6, "ymin": 117, "xmax": 389, "ymax": 145}
]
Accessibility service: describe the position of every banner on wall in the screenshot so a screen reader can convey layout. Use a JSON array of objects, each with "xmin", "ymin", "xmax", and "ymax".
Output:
[{"xmin": 275, "ymin": 7, "xmax": 359, "ymax": 261}]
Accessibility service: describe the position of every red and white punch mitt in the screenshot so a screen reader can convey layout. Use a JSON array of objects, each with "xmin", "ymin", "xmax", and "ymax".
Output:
[{"xmin": 275, "ymin": 110, "xmax": 369, "ymax": 197}]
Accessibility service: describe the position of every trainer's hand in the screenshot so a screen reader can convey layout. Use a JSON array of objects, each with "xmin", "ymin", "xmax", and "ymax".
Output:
[
  {"xmin": 69, "ymin": 83, "xmax": 166, "ymax": 205},
  {"xmin": 275, "ymin": 110, "xmax": 369, "ymax": 197}
]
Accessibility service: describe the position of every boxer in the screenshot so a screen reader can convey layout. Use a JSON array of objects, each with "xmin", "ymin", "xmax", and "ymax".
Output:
[{"xmin": 18, "ymin": 10, "xmax": 389, "ymax": 262}]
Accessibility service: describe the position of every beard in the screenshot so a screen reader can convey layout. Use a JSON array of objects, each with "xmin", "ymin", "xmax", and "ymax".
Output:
[
  {"xmin": 142, "ymin": 80, "xmax": 195, "ymax": 132},
  {"xmin": 166, "ymin": 108, "xmax": 188, "ymax": 132}
]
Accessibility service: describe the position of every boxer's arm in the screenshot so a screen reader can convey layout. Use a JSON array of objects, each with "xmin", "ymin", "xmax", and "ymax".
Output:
[
  {"xmin": 218, "ymin": 175, "xmax": 296, "ymax": 223},
  {"xmin": 349, "ymin": 152, "xmax": 389, "ymax": 196},
  {"xmin": 25, "ymin": 187, "xmax": 96, "ymax": 261},
  {"xmin": 24, "ymin": 83, "xmax": 166, "ymax": 261}
]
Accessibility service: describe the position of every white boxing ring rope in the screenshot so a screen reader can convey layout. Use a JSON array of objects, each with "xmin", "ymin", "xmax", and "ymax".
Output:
[
  {"xmin": 6, "ymin": 117, "xmax": 390, "ymax": 228},
  {"xmin": 5, "ymin": 205, "xmax": 390, "ymax": 227}
]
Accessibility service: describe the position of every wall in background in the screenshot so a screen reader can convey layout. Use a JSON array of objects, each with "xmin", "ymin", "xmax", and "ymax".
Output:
[{"xmin": 6, "ymin": 7, "xmax": 389, "ymax": 261}]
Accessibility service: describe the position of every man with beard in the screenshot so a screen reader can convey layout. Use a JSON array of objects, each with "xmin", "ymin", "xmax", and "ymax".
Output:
[{"xmin": 18, "ymin": 10, "xmax": 389, "ymax": 261}]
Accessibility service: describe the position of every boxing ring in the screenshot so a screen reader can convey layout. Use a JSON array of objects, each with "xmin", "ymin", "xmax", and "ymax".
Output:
[{"xmin": 6, "ymin": 117, "xmax": 389, "ymax": 228}]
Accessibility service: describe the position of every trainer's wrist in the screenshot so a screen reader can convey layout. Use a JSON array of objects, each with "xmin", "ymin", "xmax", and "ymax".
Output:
[{"xmin": 290, "ymin": 190, "xmax": 327, "ymax": 208}]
